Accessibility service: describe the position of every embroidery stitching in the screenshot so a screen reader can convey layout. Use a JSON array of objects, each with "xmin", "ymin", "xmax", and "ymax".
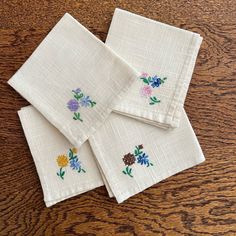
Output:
[
  {"xmin": 67, "ymin": 88, "xmax": 96, "ymax": 121},
  {"xmin": 122, "ymin": 144, "xmax": 153, "ymax": 178},
  {"xmin": 139, "ymin": 72, "xmax": 167, "ymax": 105},
  {"xmin": 56, "ymin": 147, "xmax": 86, "ymax": 180}
]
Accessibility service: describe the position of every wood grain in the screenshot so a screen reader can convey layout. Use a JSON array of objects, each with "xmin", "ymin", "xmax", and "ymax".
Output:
[{"xmin": 0, "ymin": 0, "xmax": 236, "ymax": 235}]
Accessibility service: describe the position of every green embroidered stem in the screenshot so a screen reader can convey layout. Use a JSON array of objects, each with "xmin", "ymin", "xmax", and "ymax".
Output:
[
  {"xmin": 78, "ymin": 167, "xmax": 86, "ymax": 173},
  {"xmin": 89, "ymin": 100, "xmax": 96, "ymax": 107},
  {"xmin": 149, "ymin": 96, "xmax": 160, "ymax": 105},
  {"xmin": 73, "ymin": 91, "xmax": 84, "ymax": 101},
  {"xmin": 140, "ymin": 76, "xmax": 152, "ymax": 85},
  {"xmin": 160, "ymin": 77, "xmax": 167, "ymax": 84},
  {"xmin": 57, "ymin": 167, "xmax": 65, "ymax": 180},
  {"xmin": 146, "ymin": 162, "xmax": 154, "ymax": 167},
  {"xmin": 68, "ymin": 149, "xmax": 73, "ymax": 159},
  {"xmin": 73, "ymin": 112, "xmax": 83, "ymax": 122},
  {"xmin": 122, "ymin": 166, "xmax": 133, "ymax": 177},
  {"xmin": 134, "ymin": 145, "xmax": 143, "ymax": 156}
]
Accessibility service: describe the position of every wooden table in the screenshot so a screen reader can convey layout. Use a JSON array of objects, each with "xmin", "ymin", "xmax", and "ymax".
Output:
[{"xmin": 1, "ymin": 1, "xmax": 236, "ymax": 235}]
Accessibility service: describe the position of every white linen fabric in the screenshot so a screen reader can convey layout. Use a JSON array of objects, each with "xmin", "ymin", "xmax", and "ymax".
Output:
[
  {"xmin": 18, "ymin": 106, "xmax": 104, "ymax": 207},
  {"xmin": 8, "ymin": 13, "xmax": 139, "ymax": 147},
  {"xmin": 89, "ymin": 110, "xmax": 205, "ymax": 203},
  {"xmin": 106, "ymin": 8, "xmax": 203, "ymax": 128}
]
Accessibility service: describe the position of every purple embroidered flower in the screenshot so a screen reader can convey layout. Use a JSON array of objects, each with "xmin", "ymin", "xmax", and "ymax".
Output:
[
  {"xmin": 150, "ymin": 75, "xmax": 161, "ymax": 88},
  {"xmin": 70, "ymin": 159, "xmax": 81, "ymax": 170},
  {"xmin": 137, "ymin": 153, "xmax": 149, "ymax": 165},
  {"xmin": 72, "ymin": 88, "xmax": 81, "ymax": 94},
  {"xmin": 140, "ymin": 85, "xmax": 152, "ymax": 97},
  {"xmin": 67, "ymin": 99, "xmax": 79, "ymax": 112},
  {"xmin": 80, "ymin": 96, "xmax": 90, "ymax": 107}
]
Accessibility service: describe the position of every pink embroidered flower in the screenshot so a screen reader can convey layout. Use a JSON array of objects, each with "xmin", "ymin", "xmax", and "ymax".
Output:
[
  {"xmin": 141, "ymin": 72, "xmax": 149, "ymax": 78},
  {"xmin": 140, "ymin": 85, "xmax": 152, "ymax": 97}
]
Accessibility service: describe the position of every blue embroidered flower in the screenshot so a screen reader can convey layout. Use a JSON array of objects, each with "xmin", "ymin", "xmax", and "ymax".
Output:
[
  {"xmin": 137, "ymin": 153, "xmax": 149, "ymax": 165},
  {"xmin": 67, "ymin": 99, "xmax": 79, "ymax": 112},
  {"xmin": 70, "ymin": 159, "xmax": 81, "ymax": 170},
  {"xmin": 72, "ymin": 88, "xmax": 81, "ymax": 93},
  {"xmin": 150, "ymin": 75, "xmax": 161, "ymax": 88},
  {"xmin": 80, "ymin": 96, "xmax": 90, "ymax": 107}
]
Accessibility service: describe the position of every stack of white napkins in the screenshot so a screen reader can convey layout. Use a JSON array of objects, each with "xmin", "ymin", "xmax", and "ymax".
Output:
[{"xmin": 8, "ymin": 9, "xmax": 205, "ymax": 206}]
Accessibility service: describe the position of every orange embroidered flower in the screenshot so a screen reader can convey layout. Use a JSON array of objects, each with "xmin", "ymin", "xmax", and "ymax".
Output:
[
  {"xmin": 72, "ymin": 147, "xmax": 78, "ymax": 154},
  {"xmin": 57, "ymin": 155, "xmax": 69, "ymax": 168}
]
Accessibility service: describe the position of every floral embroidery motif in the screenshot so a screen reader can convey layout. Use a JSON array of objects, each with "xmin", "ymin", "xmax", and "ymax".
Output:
[
  {"xmin": 139, "ymin": 72, "xmax": 167, "ymax": 105},
  {"xmin": 56, "ymin": 147, "xmax": 86, "ymax": 180},
  {"xmin": 122, "ymin": 144, "xmax": 153, "ymax": 178},
  {"xmin": 67, "ymin": 88, "xmax": 96, "ymax": 121}
]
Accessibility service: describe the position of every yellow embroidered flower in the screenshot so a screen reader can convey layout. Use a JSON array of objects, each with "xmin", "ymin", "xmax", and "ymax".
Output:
[
  {"xmin": 72, "ymin": 147, "xmax": 78, "ymax": 154},
  {"xmin": 57, "ymin": 155, "xmax": 68, "ymax": 168}
]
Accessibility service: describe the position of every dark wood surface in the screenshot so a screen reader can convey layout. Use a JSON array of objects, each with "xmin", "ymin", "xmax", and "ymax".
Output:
[{"xmin": 1, "ymin": 1, "xmax": 236, "ymax": 235}]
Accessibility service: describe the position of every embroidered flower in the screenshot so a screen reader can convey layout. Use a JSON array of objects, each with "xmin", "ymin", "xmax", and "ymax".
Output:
[
  {"xmin": 138, "ymin": 144, "xmax": 143, "ymax": 149},
  {"xmin": 56, "ymin": 147, "xmax": 86, "ymax": 180},
  {"xmin": 140, "ymin": 85, "xmax": 152, "ymax": 97},
  {"xmin": 141, "ymin": 72, "xmax": 149, "ymax": 77},
  {"xmin": 67, "ymin": 88, "xmax": 96, "ymax": 121},
  {"xmin": 138, "ymin": 72, "xmax": 167, "ymax": 105},
  {"xmin": 122, "ymin": 144, "xmax": 154, "ymax": 177},
  {"xmin": 123, "ymin": 153, "xmax": 136, "ymax": 166},
  {"xmin": 80, "ymin": 96, "xmax": 91, "ymax": 107},
  {"xmin": 67, "ymin": 99, "xmax": 79, "ymax": 112},
  {"xmin": 70, "ymin": 159, "xmax": 81, "ymax": 170},
  {"xmin": 57, "ymin": 155, "xmax": 69, "ymax": 168},
  {"xmin": 150, "ymin": 75, "xmax": 161, "ymax": 88},
  {"xmin": 72, "ymin": 147, "xmax": 78, "ymax": 154},
  {"xmin": 137, "ymin": 153, "xmax": 149, "ymax": 165},
  {"xmin": 72, "ymin": 88, "xmax": 81, "ymax": 94}
]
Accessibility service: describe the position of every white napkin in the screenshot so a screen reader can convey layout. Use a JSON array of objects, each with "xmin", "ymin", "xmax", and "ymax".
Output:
[
  {"xmin": 106, "ymin": 8, "xmax": 203, "ymax": 128},
  {"xmin": 18, "ymin": 105, "xmax": 104, "ymax": 207},
  {"xmin": 8, "ymin": 13, "xmax": 139, "ymax": 147},
  {"xmin": 89, "ymin": 110, "xmax": 205, "ymax": 203}
]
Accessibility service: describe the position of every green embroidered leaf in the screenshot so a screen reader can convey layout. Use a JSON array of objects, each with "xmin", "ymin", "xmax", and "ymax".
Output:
[
  {"xmin": 69, "ymin": 149, "xmax": 73, "ymax": 159},
  {"xmin": 61, "ymin": 171, "xmax": 65, "ymax": 176},
  {"xmin": 78, "ymin": 93, "xmax": 84, "ymax": 99},
  {"xmin": 148, "ymin": 76, "xmax": 152, "ymax": 82},
  {"xmin": 74, "ymin": 112, "xmax": 83, "ymax": 122},
  {"xmin": 163, "ymin": 77, "xmax": 167, "ymax": 80},
  {"xmin": 150, "ymin": 163, "xmax": 154, "ymax": 166},
  {"xmin": 122, "ymin": 170, "xmax": 127, "ymax": 175},
  {"xmin": 147, "ymin": 163, "xmax": 150, "ymax": 167},
  {"xmin": 89, "ymin": 101, "xmax": 96, "ymax": 107},
  {"xmin": 134, "ymin": 149, "xmax": 138, "ymax": 156},
  {"xmin": 57, "ymin": 172, "xmax": 60, "ymax": 176},
  {"xmin": 143, "ymin": 78, "xmax": 149, "ymax": 84},
  {"xmin": 149, "ymin": 96, "xmax": 160, "ymax": 105},
  {"xmin": 82, "ymin": 169, "xmax": 86, "ymax": 173},
  {"xmin": 128, "ymin": 167, "xmax": 132, "ymax": 174}
]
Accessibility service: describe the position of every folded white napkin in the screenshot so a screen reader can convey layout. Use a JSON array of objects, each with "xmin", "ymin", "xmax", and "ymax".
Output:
[
  {"xmin": 8, "ymin": 13, "xmax": 139, "ymax": 147},
  {"xmin": 106, "ymin": 8, "xmax": 203, "ymax": 128},
  {"xmin": 89, "ymin": 110, "xmax": 205, "ymax": 203},
  {"xmin": 18, "ymin": 105, "xmax": 104, "ymax": 207}
]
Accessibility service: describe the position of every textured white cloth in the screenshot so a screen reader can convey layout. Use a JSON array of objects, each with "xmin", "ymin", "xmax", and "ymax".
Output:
[
  {"xmin": 106, "ymin": 8, "xmax": 203, "ymax": 128},
  {"xmin": 8, "ymin": 13, "xmax": 139, "ymax": 147},
  {"xmin": 89, "ymin": 110, "xmax": 205, "ymax": 203},
  {"xmin": 18, "ymin": 106, "xmax": 104, "ymax": 207}
]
